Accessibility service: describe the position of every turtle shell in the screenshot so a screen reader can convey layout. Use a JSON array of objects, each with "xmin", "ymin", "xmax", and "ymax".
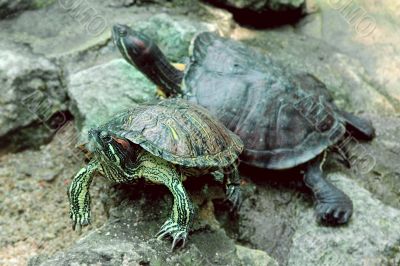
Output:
[
  {"xmin": 99, "ymin": 98, "xmax": 243, "ymax": 168},
  {"xmin": 183, "ymin": 32, "xmax": 346, "ymax": 169}
]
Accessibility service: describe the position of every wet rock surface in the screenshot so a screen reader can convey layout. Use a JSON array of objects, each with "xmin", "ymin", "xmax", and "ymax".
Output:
[
  {"xmin": 0, "ymin": 0, "xmax": 399, "ymax": 265},
  {"xmin": 29, "ymin": 181, "xmax": 276, "ymax": 266}
]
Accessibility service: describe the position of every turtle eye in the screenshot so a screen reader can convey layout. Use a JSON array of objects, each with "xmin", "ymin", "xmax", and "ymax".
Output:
[
  {"xmin": 100, "ymin": 131, "xmax": 112, "ymax": 143},
  {"xmin": 119, "ymin": 28, "xmax": 127, "ymax": 37}
]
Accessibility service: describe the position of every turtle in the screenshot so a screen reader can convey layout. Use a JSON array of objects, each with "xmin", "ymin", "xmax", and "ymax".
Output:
[
  {"xmin": 111, "ymin": 24, "xmax": 376, "ymax": 225},
  {"xmin": 68, "ymin": 98, "xmax": 243, "ymax": 250}
]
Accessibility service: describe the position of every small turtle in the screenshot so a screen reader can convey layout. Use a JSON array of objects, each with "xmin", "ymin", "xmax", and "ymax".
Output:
[
  {"xmin": 68, "ymin": 98, "xmax": 243, "ymax": 250},
  {"xmin": 112, "ymin": 24, "xmax": 376, "ymax": 225}
]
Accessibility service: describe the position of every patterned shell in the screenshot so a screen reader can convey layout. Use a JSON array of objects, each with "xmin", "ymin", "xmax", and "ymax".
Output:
[
  {"xmin": 184, "ymin": 32, "xmax": 347, "ymax": 169},
  {"xmin": 100, "ymin": 98, "xmax": 243, "ymax": 168}
]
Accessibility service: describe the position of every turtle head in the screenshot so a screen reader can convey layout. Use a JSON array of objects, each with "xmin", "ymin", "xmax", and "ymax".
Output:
[
  {"xmin": 88, "ymin": 129, "xmax": 137, "ymax": 175},
  {"xmin": 112, "ymin": 24, "xmax": 155, "ymax": 69}
]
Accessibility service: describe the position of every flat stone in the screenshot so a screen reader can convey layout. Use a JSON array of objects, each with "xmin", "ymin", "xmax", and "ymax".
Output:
[
  {"xmin": 0, "ymin": 41, "xmax": 66, "ymax": 151},
  {"xmin": 67, "ymin": 59, "xmax": 156, "ymax": 141}
]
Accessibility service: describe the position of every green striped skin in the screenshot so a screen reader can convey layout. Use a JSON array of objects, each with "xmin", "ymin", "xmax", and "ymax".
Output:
[
  {"xmin": 68, "ymin": 159, "xmax": 98, "ymax": 230},
  {"xmin": 68, "ymin": 99, "xmax": 243, "ymax": 250},
  {"xmin": 69, "ymin": 142, "xmax": 195, "ymax": 250},
  {"xmin": 111, "ymin": 25, "xmax": 376, "ymax": 226}
]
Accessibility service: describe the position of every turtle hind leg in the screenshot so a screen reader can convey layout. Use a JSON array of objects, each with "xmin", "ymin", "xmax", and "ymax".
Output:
[
  {"xmin": 222, "ymin": 162, "xmax": 242, "ymax": 212},
  {"xmin": 303, "ymin": 155, "xmax": 353, "ymax": 225},
  {"xmin": 340, "ymin": 110, "xmax": 375, "ymax": 140}
]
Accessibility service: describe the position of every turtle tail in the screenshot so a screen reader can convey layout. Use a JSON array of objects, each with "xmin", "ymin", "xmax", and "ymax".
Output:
[{"xmin": 340, "ymin": 111, "xmax": 375, "ymax": 140}]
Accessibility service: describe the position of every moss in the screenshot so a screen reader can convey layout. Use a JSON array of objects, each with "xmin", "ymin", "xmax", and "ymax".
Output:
[{"xmin": 33, "ymin": 0, "xmax": 56, "ymax": 9}]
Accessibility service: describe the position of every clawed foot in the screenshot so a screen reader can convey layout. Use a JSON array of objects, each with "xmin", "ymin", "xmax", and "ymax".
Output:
[
  {"xmin": 156, "ymin": 219, "xmax": 189, "ymax": 251},
  {"xmin": 315, "ymin": 197, "xmax": 353, "ymax": 225},
  {"xmin": 70, "ymin": 210, "xmax": 91, "ymax": 230},
  {"xmin": 226, "ymin": 184, "xmax": 242, "ymax": 212}
]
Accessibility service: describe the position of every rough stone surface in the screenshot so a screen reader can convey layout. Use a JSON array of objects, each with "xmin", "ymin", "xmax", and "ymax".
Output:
[
  {"xmin": 236, "ymin": 244, "xmax": 278, "ymax": 266},
  {"xmin": 28, "ymin": 177, "xmax": 264, "ymax": 266},
  {"xmin": 0, "ymin": 0, "xmax": 54, "ymax": 19},
  {"xmin": 233, "ymin": 28, "xmax": 397, "ymax": 115},
  {"xmin": 299, "ymin": 0, "xmax": 400, "ymax": 111},
  {"xmin": 345, "ymin": 115, "xmax": 400, "ymax": 210},
  {"xmin": 0, "ymin": 41, "xmax": 66, "ymax": 151},
  {"xmin": 67, "ymin": 59, "xmax": 155, "ymax": 141},
  {"xmin": 230, "ymin": 162, "xmax": 400, "ymax": 265},
  {"xmin": 0, "ymin": 124, "xmax": 108, "ymax": 266},
  {"xmin": 288, "ymin": 174, "xmax": 400, "ymax": 266},
  {"xmin": 135, "ymin": 13, "xmax": 225, "ymax": 62}
]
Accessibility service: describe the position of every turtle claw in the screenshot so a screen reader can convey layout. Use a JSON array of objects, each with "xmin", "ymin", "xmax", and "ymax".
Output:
[
  {"xmin": 171, "ymin": 231, "xmax": 187, "ymax": 251},
  {"xmin": 226, "ymin": 184, "xmax": 242, "ymax": 212},
  {"xmin": 156, "ymin": 219, "xmax": 188, "ymax": 251},
  {"xmin": 70, "ymin": 211, "xmax": 91, "ymax": 231},
  {"xmin": 315, "ymin": 200, "xmax": 353, "ymax": 225}
]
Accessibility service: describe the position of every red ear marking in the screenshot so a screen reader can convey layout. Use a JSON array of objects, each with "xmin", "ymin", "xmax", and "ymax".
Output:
[
  {"xmin": 112, "ymin": 137, "xmax": 130, "ymax": 150},
  {"xmin": 132, "ymin": 38, "xmax": 145, "ymax": 49}
]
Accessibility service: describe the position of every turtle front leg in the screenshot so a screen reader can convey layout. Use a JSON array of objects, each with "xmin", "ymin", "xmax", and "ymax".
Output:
[
  {"xmin": 139, "ymin": 155, "xmax": 194, "ymax": 250},
  {"xmin": 68, "ymin": 159, "xmax": 98, "ymax": 230},
  {"xmin": 156, "ymin": 176, "xmax": 195, "ymax": 250},
  {"xmin": 304, "ymin": 154, "xmax": 353, "ymax": 225}
]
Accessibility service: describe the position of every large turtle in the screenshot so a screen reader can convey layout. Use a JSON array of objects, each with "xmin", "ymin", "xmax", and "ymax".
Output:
[
  {"xmin": 112, "ymin": 24, "xmax": 376, "ymax": 225},
  {"xmin": 68, "ymin": 98, "xmax": 243, "ymax": 250}
]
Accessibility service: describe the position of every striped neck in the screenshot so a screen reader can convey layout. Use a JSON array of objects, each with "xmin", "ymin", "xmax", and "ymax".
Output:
[{"xmin": 121, "ymin": 39, "xmax": 184, "ymax": 97}]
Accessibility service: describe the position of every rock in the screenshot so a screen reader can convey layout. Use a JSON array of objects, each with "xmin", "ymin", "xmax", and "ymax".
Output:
[
  {"xmin": 28, "ymin": 180, "xmax": 267, "ymax": 266},
  {"xmin": 343, "ymin": 115, "xmax": 400, "ymax": 210},
  {"xmin": 297, "ymin": 0, "xmax": 400, "ymax": 111},
  {"xmin": 0, "ymin": 41, "xmax": 67, "ymax": 151},
  {"xmin": 230, "ymin": 173, "xmax": 304, "ymax": 265},
  {"xmin": 288, "ymin": 174, "xmax": 400, "ymax": 266},
  {"xmin": 67, "ymin": 59, "xmax": 156, "ymax": 141},
  {"xmin": 231, "ymin": 27, "xmax": 397, "ymax": 115},
  {"xmin": 0, "ymin": 124, "xmax": 106, "ymax": 265},
  {"xmin": 0, "ymin": 0, "xmax": 30, "ymax": 19},
  {"xmin": 134, "ymin": 13, "xmax": 222, "ymax": 62},
  {"xmin": 0, "ymin": 0, "xmax": 55, "ymax": 19},
  {"xmin": 209, "ymin": 0, "xmax": 305, "ymax": 11},
  {"xmin": 236, "ymin": 244, "xmax": 278, "ymax": 266},
  {"xmin": 231, "ymin": 169, "xmax": 400, "ymax": 265}
]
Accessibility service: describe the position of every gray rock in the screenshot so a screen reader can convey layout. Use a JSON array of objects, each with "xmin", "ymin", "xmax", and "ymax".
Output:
[
  {"xmin": 0, "ymin": 41, "xmax": 66, "ymax": 150},
  {"xmin": 67, "ymin": 58, "xmax": 156, "ymax": 141},
  {"xmin": 0, "ymin": 0, "xmax": 54, "ymax": 19},
  {"xmin": 236, "ymin": 244, "xmax": 278, "ymax": 266},
  {"xmin": 235, "ymin": 29, "xmax": 397, "ymax": 114},
  {"xmin": 344, "ymin": 115, "xmax": 400, "ymax": 210},
  {"xmin": 134, "ymin": 13, "xmax": 222, "ymax": 63},
  {"xmin": 29, "ymin": 181, "xmax": 271, "ymax": 266},
  {"xmin": 289, "ymin": 174, "xmax": 400, "ymax": 266},
  {"xmin": 297, "ymin": 0, "xmax": 400, "ymax": 112},
  {"xmin": 232, "ymin": 175, "xmax": 304, "ymax": 265},
  {"xmin": 232, "ymin": 164, "xmax": 400, "ymax": 265}
]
